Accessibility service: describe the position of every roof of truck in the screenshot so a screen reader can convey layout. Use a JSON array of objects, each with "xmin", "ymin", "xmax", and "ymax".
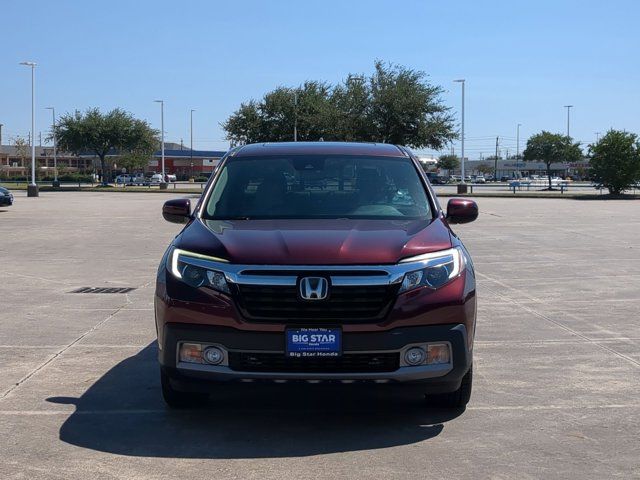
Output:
[{"xmin": 233, "ymin": 142, "xmax": 409, "ymax": 158}]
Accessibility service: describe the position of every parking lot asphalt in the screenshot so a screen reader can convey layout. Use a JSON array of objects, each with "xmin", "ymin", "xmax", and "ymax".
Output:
[{"xmin": 0, "ymin": 191, "xmax": 638, "ymax": 479}]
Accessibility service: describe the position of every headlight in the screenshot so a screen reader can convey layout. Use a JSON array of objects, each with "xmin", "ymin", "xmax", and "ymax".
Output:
[
  {"xmin": 398, "ymin": 247, "xmax": 464, "ymax": 293},
  {"xmin": 168, "ymin": 248, "xmax": 230, "ymax": 294}
]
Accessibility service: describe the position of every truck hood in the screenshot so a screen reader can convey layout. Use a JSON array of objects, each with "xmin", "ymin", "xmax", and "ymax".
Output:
[{"xmin": 176, "ymin": 217, "xmax": 452, "ymax": 265}]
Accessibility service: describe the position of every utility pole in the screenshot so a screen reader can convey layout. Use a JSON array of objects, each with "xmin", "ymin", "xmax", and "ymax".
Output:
[
  {"xmin": 39, "ymin": 132, "xmax": 42, "ymax": 147},
  {"xmin": 494, "ymin": 136, "xmax": 499, "ymax": 180},
  {"xmin": 595, "ymin": 132, "xmax": 601, "ymax": 142},
  {"xmin": 0, "ymin": 124, "xmax": 3, "ymax": 146}
]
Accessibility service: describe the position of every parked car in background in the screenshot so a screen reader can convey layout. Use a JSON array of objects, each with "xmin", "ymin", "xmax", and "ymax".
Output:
[
  {"xmin": 150, "ymin": 173, "xmax": 178, "ymax": 184},
  {"xmin": 0, "ymin": 187, "xmax": 14, "ymax": 207},
  {"xmin": 128, "ymin": 173, "xmax": 149, "ymax": 186},
  {"xmin": 500, "ymin": 175, "xmax": 511, "ymax": 182},
  {"xmin": 430, "ymin": 176, "xmax": 451, "ymax": 185},
  {"xmin": 156, "ymin": 142, "xmax": 479, "ymax": 410},
  {"xmin": 150, "ymin": 174, "xmax": 164, "ymax": 184},
  {"xmin": 472, "ymin": 175, "xmax": 486, "ymax": 184},
  {"xmin": 115, "ymin": 174, "xmax": 132, "ymax": 184}
]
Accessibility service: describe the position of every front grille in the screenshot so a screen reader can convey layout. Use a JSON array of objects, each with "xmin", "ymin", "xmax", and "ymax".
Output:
[
  {"xmin": 228, "ymin": 351, "xmax": 400, "ymax": 373},
  {"xmin": 234, "ymin": 284, "xmax": 398, "ymax": 322}
]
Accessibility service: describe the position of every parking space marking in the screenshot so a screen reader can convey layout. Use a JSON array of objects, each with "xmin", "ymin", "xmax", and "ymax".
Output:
[
  {"xmin": 0, "ymin": 301, "xmax": 133, "ymax": 401},
  {"xmin": 475, "ymin": 338, "xmax": 640, "ymax": 346},
  {"xmin": 476, "ymin": 271, "xmax": 640, "ymax": 368}
]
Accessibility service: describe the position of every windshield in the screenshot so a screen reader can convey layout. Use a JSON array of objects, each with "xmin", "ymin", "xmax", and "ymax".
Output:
[{"xmin": 203, "ymin": 155, "xmax": 432, "ymax": 220}]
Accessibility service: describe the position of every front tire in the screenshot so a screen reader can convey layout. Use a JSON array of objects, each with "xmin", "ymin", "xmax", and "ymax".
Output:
[
  {"xmin": 160, "ymin": 369, "xmax": 208, "ymax": 408},
  {"xmin": 425, "ymin": 365, "xmax": 472, "ymax": 409}
]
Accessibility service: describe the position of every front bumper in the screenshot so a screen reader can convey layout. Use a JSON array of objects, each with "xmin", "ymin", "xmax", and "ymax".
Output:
[{"xmin": 160, "ymin": 323, "xmax": 471, "ymax": 393}]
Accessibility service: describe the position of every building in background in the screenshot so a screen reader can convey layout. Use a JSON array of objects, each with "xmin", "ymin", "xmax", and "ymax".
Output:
[
  {"xmin": 464, "ymin": 159, "xmax": 590, "ymax": 179},
  {"xmin": 147, "ymin": 149, "xmax": 227, "ymax": 177},
  {"xmin": 0, "ymin": 145, "xmax": 93, "ymax": 178},
  {"xmin": 1, "ymin": 142, "xmax": 228, "ymax": 180}
]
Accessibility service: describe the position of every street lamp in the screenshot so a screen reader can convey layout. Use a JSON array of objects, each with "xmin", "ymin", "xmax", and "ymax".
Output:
[
  {"xmin": 20, "ymin": 61, "xmax": 38, "ymax": 197},
  {"xmin": 293, "ymin": 92, "xmax": 298, "ymax": 142},
  {"xmin": 190, "ymin": 109, "xmax": 195, "ymax": 175},
  {"xmin": 154, "ymin": 100, "xmax": 166, "ymax": 189},
  {"xmin": 516, "ymin": 123, "xmax": 522, "ymax": 172},
  {"xmin": 453, "ymin": 79, "xmax": 466, "ymax": 192},
  {"xmin": 564, "ymin": 105, "xmax": 573, "ymax": 138},
  {"xmin": 46, "ymin": 107, "xmax": 58, "ymax": 186}
]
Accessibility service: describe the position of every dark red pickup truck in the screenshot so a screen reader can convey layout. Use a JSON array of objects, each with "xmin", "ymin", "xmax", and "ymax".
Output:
[{"xmin": 155, "ymin": 142, "xmax": 478, "ymax": 408}]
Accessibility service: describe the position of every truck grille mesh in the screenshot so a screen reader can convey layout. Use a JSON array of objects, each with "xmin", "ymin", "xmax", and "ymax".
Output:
[{"xmin": 234, "ymin": 284, "xmax": 397, "ymax": 322}]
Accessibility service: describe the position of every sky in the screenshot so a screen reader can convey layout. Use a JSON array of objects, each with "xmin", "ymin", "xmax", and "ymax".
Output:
[{"xmin": 1, "ymin": 0, "xmax": 639, "ymax": 159}]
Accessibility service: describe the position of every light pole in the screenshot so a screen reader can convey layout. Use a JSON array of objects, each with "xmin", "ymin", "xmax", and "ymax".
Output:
[
  {"xmin": 190, "ymin": 109, "xmax": 195, "ymax": 177},
  {"xmin": 516, "ymin": 123, "xmax": 522, "ymax": 171},
  {"xmin": 595, "ymin": 132, "xmax": 601, "ymax": 143},
  {"xmin": 46, "ymin": 107, "xmax": 58, "ymax": 186},
  {"xmin": 20, "ymin": 61, "xmax": 38, "ymax": 197},
  {"xmin": 453, "ymin": 79, "xmax": 466, "ymax": 193},
  {"xmin": 154, "ymin": 100, "xmax": 166, "ymax": 189},
  {"xmin": 564, "ymin": 105, "xmax": 573, "ymax": 138},
  {"xmin": 293, "ymin": 92, "xmax": 298, "ymax": 142}
]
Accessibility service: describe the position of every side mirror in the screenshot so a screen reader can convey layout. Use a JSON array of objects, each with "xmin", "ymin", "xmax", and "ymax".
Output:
[
  {"xmin": 446, "ymin": 198, "xmax": 478, "ymax": 224},
  {"xmin": 163, "ymin": 198, "xmax": 191, "ymax": 224}
]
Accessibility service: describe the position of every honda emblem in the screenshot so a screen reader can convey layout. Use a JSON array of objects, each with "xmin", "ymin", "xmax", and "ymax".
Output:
[{"xmin": 299, "ymin": 277, "xmax": 329, "ymax": 301}]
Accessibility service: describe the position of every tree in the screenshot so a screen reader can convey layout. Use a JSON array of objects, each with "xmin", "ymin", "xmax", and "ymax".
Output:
[
  {"xmin": 522, "ymin": 131, "xmax": 582, "ymax": 190},
  {"xmin": 438, "ymin": 154, "xmax": 460, "ymax": 172},
  {"xmin": 223, "ymin": 61, "xmax": 457, "ymax": 149},
  {"xmin": 14, "ymin": 136, "xmax": 31, "ymax": 179},
  {"xmin": 367, "ymin": 61, "xmax": 456, "ymax": 148},
  {"xmin": 54, "ymin": 108, "xmax": 158, "ymax": 184},
  {"xmin": 476, "ymin": 163, "xmax": 493, "ymax": 175},
  {"xmin": 589, "ymin": 130, "xmax": 640, "ymax": 195}
]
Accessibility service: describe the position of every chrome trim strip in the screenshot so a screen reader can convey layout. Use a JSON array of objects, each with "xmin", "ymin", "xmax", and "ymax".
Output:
[{"xmin": 174, "ymin": 249, "xmax": 461, "ymax": 287}]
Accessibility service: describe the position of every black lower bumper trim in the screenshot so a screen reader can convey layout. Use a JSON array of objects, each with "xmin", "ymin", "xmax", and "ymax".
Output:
[{"xmin": 159, "ymin": 323, "xmax": 472, "ymax": 393}]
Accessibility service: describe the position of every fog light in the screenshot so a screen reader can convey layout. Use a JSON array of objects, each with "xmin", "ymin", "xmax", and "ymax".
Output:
[
  {"xmin": 179, "ymin": 343, "xmax": 203, "ymax": 364},
  {"xmin": 203, "ymin": 346, "xmax": 224, "ymax": 365},
  {"xmin": 427, "ymin": 343, "xmax": 451, "ymax": 365},
  {"xmin": 404, "ymin": 347, "xmax": 426, "ymax": 366}
]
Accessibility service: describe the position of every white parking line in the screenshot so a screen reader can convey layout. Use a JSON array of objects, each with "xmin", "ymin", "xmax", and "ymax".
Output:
[{"xmin": 476, "ymin": 271, "xmax": 640, "ymax": 368}]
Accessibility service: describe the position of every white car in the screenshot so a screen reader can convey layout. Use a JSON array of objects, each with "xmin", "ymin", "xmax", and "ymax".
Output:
[
  {"xmin": 150, "ymin": 173, "xmax": 164, "ymax": 184},
  {"xmin": 150, "ymin": 173, "xmax": 177, "ymax": 184}
]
